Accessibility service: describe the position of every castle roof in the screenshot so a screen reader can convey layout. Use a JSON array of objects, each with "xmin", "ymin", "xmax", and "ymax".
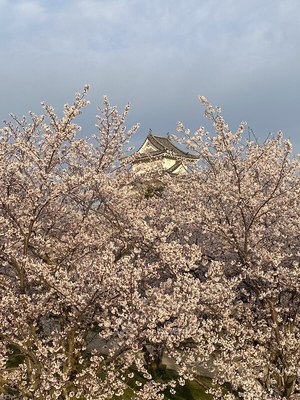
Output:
[{"xmin": 136, "ymin": 132, "xmax": 199, "ymax": 161}]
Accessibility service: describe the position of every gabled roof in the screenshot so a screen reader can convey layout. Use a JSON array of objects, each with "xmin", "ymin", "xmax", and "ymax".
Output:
[
  {"xmin": 138, "ymin": 131, "xmax": 199, "ymax": 160},
  {"xmin": 167, "ymin": 161, "xmax": 187, "ymax": 174}
]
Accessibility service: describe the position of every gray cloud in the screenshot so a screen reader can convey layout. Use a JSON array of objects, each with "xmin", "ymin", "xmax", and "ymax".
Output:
[{"xmin": 0, "ymin": 0, "xmax": 299, "ymax": 152}]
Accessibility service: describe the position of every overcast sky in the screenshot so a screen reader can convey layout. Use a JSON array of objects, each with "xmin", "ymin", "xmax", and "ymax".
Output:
[{"xmin": 0, "ymin": 0, "xmax": 299, "ymax": 153}]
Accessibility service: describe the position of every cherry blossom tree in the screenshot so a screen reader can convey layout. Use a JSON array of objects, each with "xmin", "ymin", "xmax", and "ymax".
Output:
[
  {"xmin": 0, "ymin": 87, "xmax": 202, "ymax": 399},
  {"xmin": 173, "ymin": 98, "xmax": 300, "ymax": 399}
]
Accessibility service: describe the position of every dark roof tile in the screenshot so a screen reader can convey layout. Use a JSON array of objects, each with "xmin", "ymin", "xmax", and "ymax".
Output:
[{"xmin": 147, "ymin": 133, "xmax": 198, "ymax": 160}]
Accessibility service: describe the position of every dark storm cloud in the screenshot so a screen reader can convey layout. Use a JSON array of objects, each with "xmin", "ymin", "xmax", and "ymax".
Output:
[{"xmin": 0, "ymin": 0, "xmax": 299, "ymax": 152}]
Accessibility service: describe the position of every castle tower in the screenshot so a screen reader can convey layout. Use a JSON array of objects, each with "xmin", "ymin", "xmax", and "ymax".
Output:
[{"xmin": 132, "ymin": 131, "xmax": 198, "ymax": 174}]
